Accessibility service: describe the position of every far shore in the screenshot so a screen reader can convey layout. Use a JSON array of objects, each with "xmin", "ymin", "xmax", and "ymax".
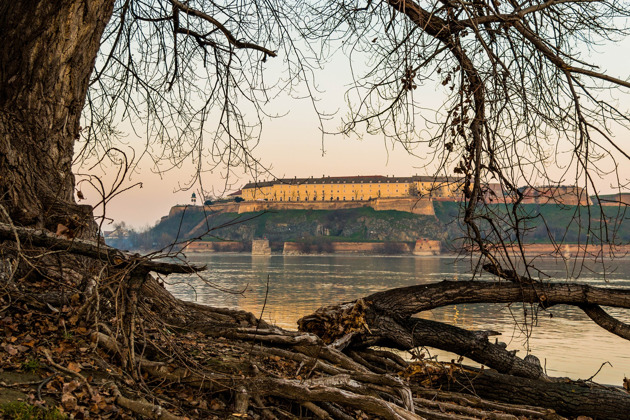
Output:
[{"xmin": 181, "ymin": 239, "xmax": 630, "ymax": 258}]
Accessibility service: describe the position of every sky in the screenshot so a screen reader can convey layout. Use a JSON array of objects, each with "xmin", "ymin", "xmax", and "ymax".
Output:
[
  {"xmin": 78, "ymin": 108, "xmax": 430, "ymax": 228},
  {"xmin": 77, "ymin": 50, "xmax": 448, "ymax": 229},
  {"xmin": 76, "ymin": 26, "xmax": 630, "ymax": 230}
]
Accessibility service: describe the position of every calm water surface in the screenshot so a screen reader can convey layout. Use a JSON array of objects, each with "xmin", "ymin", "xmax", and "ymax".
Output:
[{"xmin": 166, "ymin": 254, "xmax": 630, "ymax": 385}]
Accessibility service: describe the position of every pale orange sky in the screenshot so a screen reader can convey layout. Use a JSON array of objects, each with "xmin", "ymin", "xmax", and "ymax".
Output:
[{"xmin": 77, "ymin": 37, "xmax": 630, "ymax": 229}]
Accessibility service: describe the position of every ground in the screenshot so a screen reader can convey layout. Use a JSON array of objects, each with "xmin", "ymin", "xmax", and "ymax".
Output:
[{"xmin": 0, "ymin": 289, "xmax": 570, "ymax": 420}]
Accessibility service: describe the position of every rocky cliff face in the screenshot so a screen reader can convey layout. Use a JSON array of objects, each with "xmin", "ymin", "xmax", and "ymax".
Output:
[
  {"xmin": 185, "ymin": 208, "xmax": 445, "ymax": 244},
  {"xmin": 112, "ymin": 205, "xmax": 451, "ymax": 251}
]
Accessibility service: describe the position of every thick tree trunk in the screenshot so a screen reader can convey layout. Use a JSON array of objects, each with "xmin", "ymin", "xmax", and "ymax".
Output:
[{"xmin": 0, "ymin": 0, "xmax": 115, "ymax": 236}]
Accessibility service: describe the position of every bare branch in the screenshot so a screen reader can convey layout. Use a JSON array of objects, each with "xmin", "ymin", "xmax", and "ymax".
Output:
[{"xmin": 169, "ymin": 0, "xmax": 277, "ymax": 57}]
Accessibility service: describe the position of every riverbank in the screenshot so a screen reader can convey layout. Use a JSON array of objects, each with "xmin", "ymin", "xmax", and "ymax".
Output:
[
  {"xmin": 183, "ymin": 238, "xmax": 630, "ymax": 258},
  {"xmin": 183, "ymin": 238, "xmax": 442, "ymax": 255}
]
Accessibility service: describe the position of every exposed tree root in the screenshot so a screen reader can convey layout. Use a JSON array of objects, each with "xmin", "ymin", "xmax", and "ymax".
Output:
[
  {"xmin": 110, "ymin": 384, "xmax": 187, "ymax": 420},
  {"xmin": 2, "ymin": 230, "xmax": 630, "ymax": 418}
]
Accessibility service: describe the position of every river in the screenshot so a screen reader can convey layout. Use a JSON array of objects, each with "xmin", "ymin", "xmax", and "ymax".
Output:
[{"xmin": 165, "ymin": 254, "xmax": 630, "ymax": 386}]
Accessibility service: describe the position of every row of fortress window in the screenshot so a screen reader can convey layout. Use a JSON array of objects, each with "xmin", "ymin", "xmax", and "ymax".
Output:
[
  {"xmin": 236, "ymin": 176, "xmax": 590, "ymax": 205},
  {"xmin": 240, "ymin": 176, "xmax": 460, "ymax": 202}
]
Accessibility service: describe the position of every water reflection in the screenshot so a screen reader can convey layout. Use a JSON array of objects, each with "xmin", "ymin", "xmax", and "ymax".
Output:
[{"xmin": 166, "ymin": 254, "xmax": 630, "ymax": 385}]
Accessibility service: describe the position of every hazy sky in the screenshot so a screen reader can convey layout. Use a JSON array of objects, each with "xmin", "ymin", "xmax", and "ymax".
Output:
[{"xmin": 77, "ymin": 32, "xmax": 630, "ymax": 230}]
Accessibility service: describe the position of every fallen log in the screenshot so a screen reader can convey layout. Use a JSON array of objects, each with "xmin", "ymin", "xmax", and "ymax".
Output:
[{"xmin": 366, "ymin": 280, "xmax": 630, "ymax": 318}]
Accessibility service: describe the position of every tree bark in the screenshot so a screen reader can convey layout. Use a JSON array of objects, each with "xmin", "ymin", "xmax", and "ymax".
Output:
[
  {"xmin": 0, "ymin": 0, "xmax": 115, "ymax": 235},
  {"xmin": 299, "ymin": 280, "xmax": 630, "ymax": 381},
  {"xmin": 366, "ymin": 280, "xmax": 630, "ymax": 318},
  {"xmin": 370, "ymin": 316, "xmax": 547, "ymax": 380},
  {"xmin": 430, "ymin": 367, "xmax": 630, "ymax": 420}
]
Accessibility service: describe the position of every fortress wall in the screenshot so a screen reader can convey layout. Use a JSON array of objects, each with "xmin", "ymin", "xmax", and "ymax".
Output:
[
  {"xmin": 252, "ymin": 239, "xmax": 272, "ymax": 255},
  {"xmin": 333, "ymin": 242, "xmax": 413, "ymax": 253},
  {"xmin": 523, "ymin": 196, "xmax": 590, "ymax": 206},
  {"xmin": 283, "ymin": 241, "xmax": 413, "ymax": 255},
  {"xmin": 180, "ymin": 239, "xmax": 628, "ymax": 258},
  {"xmin": 200, "ymin": 197, "xmax": 435, "ymax": 215},
  {"xmin": 371, "ymin": 198, "xmax": 435, "ymax": 215},
  {"xmin": 599, "ymin": 193, "xmax": 630, "ymax": 206},
  {"xmin": 168, "ymin": 205, "xmax": 187, "ymax": 217},
  {"xmin": 204, "ymin": 202, "xmax": 241, "ymax": 213},
  {"xmin": 413, "ymin": 239, "xmax": 441, "ymax": 255},
  {"xmin": 183, "ymin": 241, "xmax": 245, "ymax": 252},
  {"xmin": 236, "ymin": 200, "xmax": 370, "ymax": 213},
  {"xmin": 496, "ymin": 243, "xmax": 630, "ymax": 258},
  {"xmin": 168, "ymin": 202, "xmax": 241, "ymax": 218}
]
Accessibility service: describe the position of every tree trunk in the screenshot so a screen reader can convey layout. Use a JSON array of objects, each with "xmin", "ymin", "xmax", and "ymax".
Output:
[{"xmin": 0, "ymin": 0, "xmax": 115, "ymax": 236}]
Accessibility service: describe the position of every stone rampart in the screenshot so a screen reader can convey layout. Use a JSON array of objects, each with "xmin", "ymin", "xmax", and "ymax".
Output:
[
  {"xmin": 183, "ymin": 241, "xmax": 245, "ymax": 252},
  {"xmin": 168, "ymin": 202, "xmax": 241, "ymax": 218},
  {"xmin": 252, "ymin": 239, "xmax": 272, "ymax": 255},
  {"xmin": 283, "ymin": 241, "xmax": 413, "ymax": 255},
  {"xmin": 236, "ymin": 200, "xmax": 371, "ymax": 214},
  {"xmin": 412, "ymin": 239, "xmax": 441, "ymax": 255},
  {"xmin": 198, "ymin": 197, "xmax": 436, "ymax": 215},
  {"xmin": 181, "ymin": 239, "xmax": 624, "ymax": 258},
  {"xmin": 171, "ymin": 197, "xmax": 436, "ymax": 217},
  {"xmin": 372, "ymin": 197, "xmax": 435, "ymax": 215},
  {"xmin": 168, "ymin": 205, "xmax": 187, "ymax": 217}
]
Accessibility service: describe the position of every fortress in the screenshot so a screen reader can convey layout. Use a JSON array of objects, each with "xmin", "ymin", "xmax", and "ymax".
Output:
[
  {"xmin": 239, "ymin": 175, "xmax": 591, "ymax": 206},
  {"xmin": 240, "ymin": 175, "xmax": 465, "ymax": 202},
  {"xmin": 163, "ymin": 175, "xmax": 599, "ymax": 257},
  {"xmin": 168, "ymin": 175, "xmax": 592, "ymax": 219}
]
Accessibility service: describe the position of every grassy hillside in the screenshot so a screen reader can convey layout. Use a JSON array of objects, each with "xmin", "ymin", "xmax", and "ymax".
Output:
[
  {"xmin": 433, "ymin": 201, "xmax": 630, "ymax": 245},
  {"xmin": 114, "ymin": 207, "xmax": 444, "ymax": 250},
  {"xmin": 108, "ymin": 201, "xmax": 630, "ymax": 251}
]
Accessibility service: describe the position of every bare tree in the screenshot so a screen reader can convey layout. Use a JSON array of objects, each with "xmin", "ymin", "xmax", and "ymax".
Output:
[
  {"xmin": 3, "ymin": 1, "xmax": 630, "ymax": 418},
  {"xmin": 1, "ymin": 0, "xmax": 314, "ymax": 236},
  {"xmin": 300, "ymin": 0, "xmax": 630, "ymax": 277}
]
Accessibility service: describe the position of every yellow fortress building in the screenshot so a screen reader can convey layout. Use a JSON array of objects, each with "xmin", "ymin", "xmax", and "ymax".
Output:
[{"xmin": 241, "ymin": 175, "xmax": 462, "ymax": 202}]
